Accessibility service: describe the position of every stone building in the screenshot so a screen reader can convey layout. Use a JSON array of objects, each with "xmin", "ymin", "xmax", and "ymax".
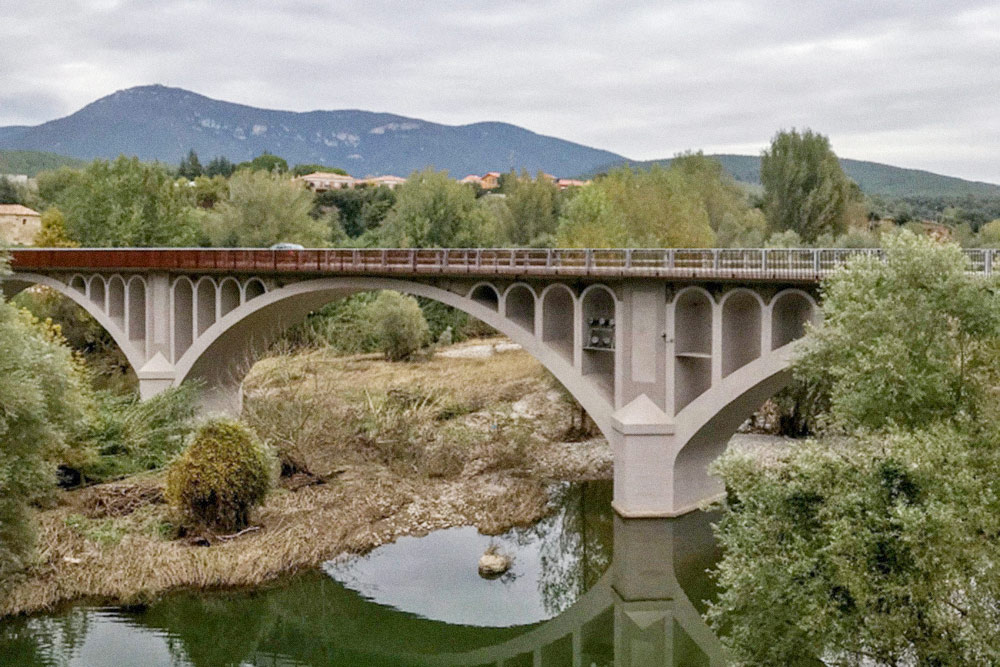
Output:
[{"xmin": 0, "ymin": 204, "xmax": 41, "ymax": 245}]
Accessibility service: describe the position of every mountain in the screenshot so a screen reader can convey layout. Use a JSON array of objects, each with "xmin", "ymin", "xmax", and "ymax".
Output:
[
  {"xmin": 0, "ymin": 85, "xmax": 624, "ymax": 178},
  {"xmin": 0, "ymin": 149, "xmax": 85, "ymax": 176},
  {"xmin": 594, "ymin": 154, "xmax": 1000, "ymax": 199}
]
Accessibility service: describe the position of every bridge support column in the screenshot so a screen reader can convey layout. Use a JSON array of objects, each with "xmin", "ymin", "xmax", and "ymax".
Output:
[{"xmin": 610, "ymin": 394, "xmax": 680, "ymax": 517}]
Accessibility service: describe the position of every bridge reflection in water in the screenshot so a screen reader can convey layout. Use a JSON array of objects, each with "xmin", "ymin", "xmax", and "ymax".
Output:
[
  {"xmin": 0, "ymin": 500, "xmax": 730, "ymax": 667},
  {"xmin": 419, "ymin": 511, "xmax": 728, "ymax": 667}
]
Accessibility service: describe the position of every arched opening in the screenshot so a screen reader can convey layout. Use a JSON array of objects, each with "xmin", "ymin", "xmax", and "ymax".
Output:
[
  {"xmin": 173, "ymin": 278, "xmax": 194, "ymax": 362},
  {"xmin": 721, "ymin": 290, "xmax": 762, "ymax": 377},
  {"xmin": 89, "ymin": 276, "xmax": 106, "ymax": 309},
  {"xmin": 127, "ymin": 278, "xmax": 146, "ymax": 346},
  {"xmin": 196, "ymin": 279, "xmax": 216, "ymax": 336},
  {"xmin": 581, "ymin": 286, "xmax": 616, "ymax": 401},
  {"xmin": 69, "ymin": 274, "xmax": 87, "ymax": 294},
  {"xmin": 542, "ymin": 285, "xmax": 575, "ymax": 363},
  {"xmin": 504, "ymin": 284, "xmax": 535, "ymax": 333},
  {"xmin": 219, "ymin": 278, "xmax": 241, "ymax": 317},
  {"xmin": 245, "ymin": 279, "xmax": 266, "ymax": 302},
  {"xmin": 469, "ymin": 283, "xmax": 499, "ymax": 311},
  {"xmin": 772, "ymin": 291, "xmax": 814, "ymax": 350},
  {"xmin": 673, "ymin": 289, "xmax": 712, "ymax": 414},
  {"xmin": 108, "ymin": 276, "xmax": 126, "ymax": 330}
]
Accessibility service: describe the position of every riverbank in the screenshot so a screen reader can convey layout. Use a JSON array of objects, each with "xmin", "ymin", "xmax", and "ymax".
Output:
[{"xmin": 1, "ymin": 341, "xmax": 612, "ymax": 618}]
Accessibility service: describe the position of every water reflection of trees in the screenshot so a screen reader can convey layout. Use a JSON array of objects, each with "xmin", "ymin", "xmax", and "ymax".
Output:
[{"xmin": 535, "ymin": 481, "xmax": 614, "ymax": 616}]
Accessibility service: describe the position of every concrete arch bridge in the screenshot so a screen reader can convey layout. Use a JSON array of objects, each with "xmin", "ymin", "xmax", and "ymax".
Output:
[{"xmin": 3, "ymin": 247, "xmax": 856, "ymax": 517}]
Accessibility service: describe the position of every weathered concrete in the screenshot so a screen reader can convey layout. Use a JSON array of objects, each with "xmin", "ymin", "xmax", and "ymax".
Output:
[{"xmin": 3, "ymin": 261, "xmax": 817, "ymax": 519}]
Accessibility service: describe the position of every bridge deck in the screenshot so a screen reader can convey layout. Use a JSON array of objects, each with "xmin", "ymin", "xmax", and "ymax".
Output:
[{"xmin": 11, "ymin": 246, "xmax": 987, "ymax": 283}]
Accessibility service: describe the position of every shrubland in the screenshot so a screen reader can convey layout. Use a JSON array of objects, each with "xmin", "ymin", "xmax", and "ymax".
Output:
[{"xmin": 709, "ymin": 232, "xmax": 1000, "ymax": 665}]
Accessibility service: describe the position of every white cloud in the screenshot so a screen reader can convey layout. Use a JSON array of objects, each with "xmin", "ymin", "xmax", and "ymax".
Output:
[{"xmin": 0, "ymin": 0, "xmax": 997, "ymax": 181}]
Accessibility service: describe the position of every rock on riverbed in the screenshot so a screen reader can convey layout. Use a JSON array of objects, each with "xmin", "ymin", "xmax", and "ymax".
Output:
[{"xmin": 478, "ymin": 547, "xmax": 512, "ymax": 578}]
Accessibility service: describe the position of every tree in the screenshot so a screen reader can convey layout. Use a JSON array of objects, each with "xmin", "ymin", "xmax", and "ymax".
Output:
[
  {"xmin": 367, "ymin": 290, "xmax": 429, "ymax": 360},
  {"xmin": 205, "ymin": 156, "xmax": 235, "ymax": 178},
  {"xmin": 377, "ymin": 169, "xmax": 490, "ymax": 247},
  {"xmin": 38, "ymin": 157, "xmax": 199, "ymax": 247},
  {"xmin": 555, "ymin": 166, "xmax": 716, "ymax": 247},
  {"xmin": 0, "ymin": 256, "xmax": 91, "ymax": 587},
  {"xmin": 760, "ymin": 129, "xmax": 862, "ymax": 242},
  {"xmin": 498, "ymin": 170, "xmax": 560, "ymax": 246},
  {"xmin": 238, "ymin": 152, "xmax": 288, "ymax": 174},
  {"xmin": 709, "ymin": 232, "xmax": 1000, "ymax": 665},
  {"xmin": 292, "ymin": 164, "xmax": 347, "ymax": 177},
  {"xmin": 165, "ymin": 419, "xmax": 274, "ymax": 532},
  {"xmin": 33, "ymin": 208, "xmax": 78, "ymax": 247},
  {"xmin": 0, "ymin": 176, "xmax": 23, "ymax": 205},
  {"xmin": 203, "ymin": 170, "xmax": 329, "ymax": 247},
  {"xmin": 313, "ymin": 186, "xmax": 397, "ymax": 238},
  {"xmin": 177, "ymin": 149, "xmax": 203, "ymax": 180},
  {"xmin": 555, "ymin": 186, "xmax": 627, "ymax": 247}
]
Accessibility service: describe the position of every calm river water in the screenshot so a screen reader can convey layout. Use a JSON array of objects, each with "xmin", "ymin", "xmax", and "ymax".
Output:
[{"xmin": 0, "ymin": 481, "xmax": 730, "ymax": 666}]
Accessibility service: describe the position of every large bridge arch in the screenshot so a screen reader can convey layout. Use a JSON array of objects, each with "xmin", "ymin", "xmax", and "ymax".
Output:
[
  {"xmin": 0, "ymin": 272, "xmax": 147, "ymax": 373},
  {"xmin": 174, "ymin": 276, "xmax": 618, "ymax": 436}
]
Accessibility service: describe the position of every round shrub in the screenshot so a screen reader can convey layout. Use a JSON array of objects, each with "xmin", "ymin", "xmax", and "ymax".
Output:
[
  {"xmin": 165, "ymin": 419, "xmax": 274, "ymax": 532},
  {"xmin": 368, "ymin": 290, "xmax": 429, "ymax": 361}
]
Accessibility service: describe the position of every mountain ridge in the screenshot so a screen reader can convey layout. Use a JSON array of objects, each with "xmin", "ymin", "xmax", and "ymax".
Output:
[
  {"xmin": 1, "ymin": 85, "xmax": 997, "ymax": 199},
  {"xmin": 0, "ymin": 84, "xmax": 624, "ymax": 178}
]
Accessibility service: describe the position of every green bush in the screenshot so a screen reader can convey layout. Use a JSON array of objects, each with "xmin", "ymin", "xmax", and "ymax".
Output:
[
  {"xmin": 0, "ymin": 265, "xmax": 92, "ymax": 585},
  {"xmin": 81, "ymin": 384, "xmax": 198, "ymax": 482},
  {"xmin": 368, "ymin": 291, "xmax": 429, "ymax": 361},
  {"xmin": 165, "ymin": 419, "xmax": 274, "ymax": 532}
]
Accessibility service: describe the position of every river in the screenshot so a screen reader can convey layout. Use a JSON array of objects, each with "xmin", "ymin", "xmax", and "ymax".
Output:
[{"xmin": 0, "ymin": 480, "xmax": 730, "ymax": 666}]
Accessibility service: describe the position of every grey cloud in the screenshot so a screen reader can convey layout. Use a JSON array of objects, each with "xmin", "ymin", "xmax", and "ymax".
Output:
[{"xmin": 0, "ymin": 0, "xmax": 997, "ymax": 180}]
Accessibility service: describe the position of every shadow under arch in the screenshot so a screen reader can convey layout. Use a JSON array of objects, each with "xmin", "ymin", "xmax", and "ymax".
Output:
[
  {"xmin": 174, "ymin": 277, "xmax": 616, "ymax": 438},
  {"xmin": 1, "ymin": 272, "xmax": 146, "ymax": 374}
]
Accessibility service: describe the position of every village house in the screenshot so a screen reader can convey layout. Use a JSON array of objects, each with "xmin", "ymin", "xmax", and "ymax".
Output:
[
  {"xmin": 0, "ymin": 204, "xmax": 41, "ymax": 245},
  {"xmin": 480, "ymin": 172, "xmax": 501, "ymax": 189},
  {"xmin": 298, "ymin": 172, "xmax": 357, "ymax": 191},
  {"xmin": 459, "ymin": 174, "xmax": 483, "ymax": 186},
  {"xmin": 556, "ymin": 178, "xmax": 590, "ymax": 190},
  {"xmin": 363, "ymin": 175, "xmax": 407, "ymax": 189}
]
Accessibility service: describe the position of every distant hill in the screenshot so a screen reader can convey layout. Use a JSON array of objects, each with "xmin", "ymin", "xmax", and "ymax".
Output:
[
  {"xmin": 593, "ymin": 154, "xmax": 1000, "ymax": 199},
  {"xmin": 0, "ymin": 85, "xmax": 624, "ymax": 178},
  {"xmin": 0, "ymin": 149, "xmax": 84, "ymax": 177}
]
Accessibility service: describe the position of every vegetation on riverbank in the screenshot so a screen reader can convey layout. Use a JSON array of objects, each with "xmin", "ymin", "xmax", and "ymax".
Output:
[
  {"xmin": 0, "ymin": 343, "xmax": 610, "ymax": 618},
  {"xmin": 709, "ymin": 232, "xmax": 1000, "ymax": 665}
]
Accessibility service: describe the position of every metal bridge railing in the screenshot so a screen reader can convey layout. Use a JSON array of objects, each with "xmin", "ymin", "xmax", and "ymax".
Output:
[{"xmin": 7, "ymin": 247, "xmax": 998, "ymax": 282}]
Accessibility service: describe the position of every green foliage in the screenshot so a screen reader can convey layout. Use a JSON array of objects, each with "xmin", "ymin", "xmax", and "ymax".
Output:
[
  {"xmin": 0, "ymin": 176, "xmax": 25, "ymax": 205},
  {"xmin": 368, "ymin": 291, "xmax": 429, "ymax": 361},
  {"xmin": 0, "ymin": 265, "xmax": 92, "ymax": 585},
  {"xmin": 711, "ymin": 426, "xmax": 1000, "ymax": 665},
  {"xmin": 313, "ymin": 185, "xmax": 396, "ymax": 238},
  {"xmin": 292, "ymin": 164, "xmax": 347, "ymax": 177},
  {"xmin": 33, "ymin": 208, "xmax": 79, "ymax": 247},
  {"xmin": 557, "ymin": 164, "xmax": 717, "ymax": 247},
  {"xmin": 0, "ymin": 149, "xmax": 85, "ymax": 178},
  {"xmin": 203, "ymin": 170, "xmax": 329, "ymax": 247},
  {"xmin": 711, "ymin": 232, "xmax": 1000, "ymax": 665},
  {"xmin": 237, "ymin": 152, "xmax": 288, "ymax": 174},
  {"xmin": 80, "ymin": 385, "xmax": 198, "ymax": 482},
  {"xmin": 188, "ymin": 175, "xmax": 229, "ymax": 209},
  {"xmin": 377, "ymin": 169, "xmax": 491, "ymax": 247},
  {"xmin": 37, "ymin": 156, "xmax": 199, "ymax": 247},
  {"xmin": 796, "ymin": 231, "xmax": 1000, "ymax": 431},
  {"xmin": 498, "ymin": 170, "xmax": 560, "ymax": 245},
  {"xmin": 177, "ymin": 149, "xmax": 203, "ymax": 180},
  {"xmin": 761, "ymin": 129, "xmax": 862, "ymax": 242},
  {"xmin": 165, "ymin": 419, "xmax": 274, "ymax": 532},
  {"xmin": 204, "ymin": 156, "xmax": 235, "ymax": 178}
]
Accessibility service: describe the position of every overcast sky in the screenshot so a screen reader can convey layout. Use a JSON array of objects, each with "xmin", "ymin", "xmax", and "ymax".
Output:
[{"xmin": 2, "ymin": 0, "xmax": 998, "ymax": 182}]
